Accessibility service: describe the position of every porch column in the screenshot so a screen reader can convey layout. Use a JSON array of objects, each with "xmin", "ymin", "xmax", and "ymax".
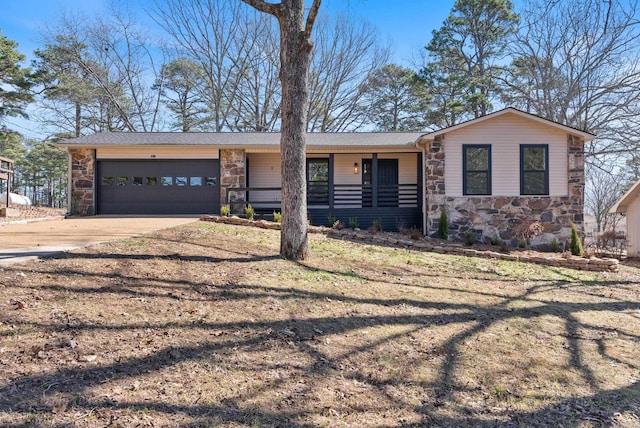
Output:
[
  {"xmin": 372, "ymin": 153, "xmax": 378, "ymax": 208},
  {"xmin": 220, "ymin": 149, "xmax": 246, "ymax": 214},
  {"xmin": 69, "ymin": 147, "xmax": 96, "ymax": 216},
  {"xmin": 567, "ymin": 135, "xmax": 585, "ymax": 234},
  {"xmin": 328, "ymin": 153, "xmax": 335, "ymax": 209},
  {"xmin": 426, "ymin": 135, "xmax": 446, "ymax": 236}
]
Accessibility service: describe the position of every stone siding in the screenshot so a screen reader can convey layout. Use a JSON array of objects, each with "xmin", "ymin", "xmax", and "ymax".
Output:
[
  {"xmin": 69, "ymin": 148, "xmax": 95, "ymax": 216},
  {"xmin": 220, "ymin": 149, "xmax": 246, "ymax": 214}
]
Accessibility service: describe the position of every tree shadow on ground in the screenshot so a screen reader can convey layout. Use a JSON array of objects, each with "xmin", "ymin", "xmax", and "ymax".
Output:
[{"xmin": 0, "ymin": 231, "xmax": 638, "ymax": 427}]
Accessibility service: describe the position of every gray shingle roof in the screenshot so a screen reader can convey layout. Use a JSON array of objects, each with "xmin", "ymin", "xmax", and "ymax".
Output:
[{"xmin": 60, "ymin": 132, "xmax": 426, "ymax": 148}]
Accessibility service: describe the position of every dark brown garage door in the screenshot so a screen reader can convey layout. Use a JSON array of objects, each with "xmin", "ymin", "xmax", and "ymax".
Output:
[{"xmin": 97, "ymin": 159, "xmax": 220, "ymax": 214}]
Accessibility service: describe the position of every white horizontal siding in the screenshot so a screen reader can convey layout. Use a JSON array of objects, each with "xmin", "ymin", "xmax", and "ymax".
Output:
[
  {"xmin": 247, "ymin": 152, "xmax": 419, "ymax": 208},
  {"xmin": 96, "ymin": 146, "xmax": 219, "ymax": 159},
  {"xmin": 627, "ymin": 196, "xmax": 640, "ymax": 256},
  {"xmin": 444, "ymin": 113, "xmax": 568, "ymax": 197},
  {"xmin": 247, "ymin": 153, "xmax": 281, "ymax": 205}
]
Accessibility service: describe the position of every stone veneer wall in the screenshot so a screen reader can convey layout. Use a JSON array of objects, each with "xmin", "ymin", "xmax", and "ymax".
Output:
[
  {"xmin": 220, "ymin": 149, "xmax": 246, "ymax": 214},
  {"xmin": 426, "ymin": 135, "xmax": 586, "ymax": 250},
  {"xmin": 69, "ymin": 148, "xmax": 95, "ymax": 216}
]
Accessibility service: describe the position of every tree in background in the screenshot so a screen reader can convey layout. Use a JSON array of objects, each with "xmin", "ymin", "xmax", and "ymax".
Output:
[
  {"xmin": 242, "ymin": 0, "xmax": 322, "ymax": 261},
  {"xmin": 421, "ymin": 0, "xmax": 519, "ymax": 126},
  {"xmin": 153, "ymin": 0, "xmax": 265, "ymax": 132},
  {"xmin": 154, "ymin": 57, "xmax": 209, "ymax": 132},
  {"xmin": 585, "ymin": 165, "xmax": 626, "ymax": 234},
  {"xmin": 502, "ymin": 0, "xmax": 640, "ymax": 163},
  {"xmin": 22, "ymin": 140, "xmax": 67, "ymax": 207},
  {"xmin": 0, "ymin": 30, "xmax": 33, "ymax": 121},
  {"xmin": 34, "ymin": 6, "xmax": 163, "ymax": 136},
  {"xmin": 306, "ymin": 14, "xmax": 389, "ymax": 132},
  {"xmin": 0, "ymin": 129, "xmax": 27, "ymax": 194},
  {"xmin": 33, "ymin": 35, "xmax": 104, "ymax": 137},
  {"xmin": 359, "ymin": 64, "xmax": 430, "ymax": 131}
]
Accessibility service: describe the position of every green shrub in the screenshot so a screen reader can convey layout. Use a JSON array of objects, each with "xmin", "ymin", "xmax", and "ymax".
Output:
[
  {"xmin": 464, "ymin": 230, "xmax": 475, "ymax": 246},
  {"xmin": 518, "ymin": 239, "xmax": 527, "ymax": 249},
  {"xmin": 570, "ymin": 223, "xmax": 583, "ymax": 256},
  {"xmin": 550, "ymin": 238, "xmax": 560, "ymax": 252},
  {"xmin": 273, "ymin": 211, "xmax": 282, "ymax": 223},
  {"xmin": 437, "ymin": 210, "xmax": 448, "ymax": 240},
  {"xmin": 244, "ymin": 204, "xmax": 255, "ymax": 220},
  {"xmin": 369, "ymin": 218, "xmax": 383, "ymax": 233},
  {"xmin": 220, "ymin": 204, "xmax": 231, "ymax": 217},
  {"xmin": 327, "ymin": 214, "xmax": 337, "ymax": 227},
  {"xmin": 348, "ymin": 217, "xmax": 359, "ymax": 230}
]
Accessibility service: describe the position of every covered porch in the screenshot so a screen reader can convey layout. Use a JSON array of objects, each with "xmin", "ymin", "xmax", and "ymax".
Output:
[{"xmin": 230, "ymin": 151, "xmax": 423, "ymax": 231}]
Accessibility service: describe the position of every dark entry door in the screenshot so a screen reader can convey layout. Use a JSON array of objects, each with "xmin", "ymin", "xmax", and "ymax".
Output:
[
  {"xmin": 97, "ymin": 159, "xmax": 220, "ymax": 214},
  {"xmin": 362, "ymin": 158, "xmax": 398, "ymax": 208},
  {"xmin": 377, "ymin": 159, "xmax": 398, "ymax": 207}
]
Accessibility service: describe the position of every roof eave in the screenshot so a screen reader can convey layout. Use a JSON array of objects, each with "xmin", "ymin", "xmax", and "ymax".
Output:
[{"xmin": 609, "ymin": 179, "xmax": 640, "ymax": 213}]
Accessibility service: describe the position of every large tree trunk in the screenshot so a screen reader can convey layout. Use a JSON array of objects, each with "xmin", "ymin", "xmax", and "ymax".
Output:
[
  {"xmin": 278, "ymin": 1, "xmax": 311, "ymax": 260},
  {"xmin": 242, "ymin": 0, "xmax": 321, "ymax": 260}
]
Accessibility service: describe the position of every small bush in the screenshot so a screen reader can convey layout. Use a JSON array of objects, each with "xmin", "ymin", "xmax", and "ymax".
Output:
[
  {"xmin": 490, "ymin": 235, "xmax": 502, "ymax": 246},
  {"xmin": 464, "ymin": 230, "xmax": 475, "ymax": 246},
  {"xmin": 570, "ymin": 223, "xmax": 583, "ymax": 256},
  {"xmin": 550, "ymin": 238, "xmax": 559, "ymax": 252},
  {"xmin": 273, "ymin": 211, "xmax": 282, "ymax": 223},
  {"xmin": 244, "ymin": 204, "xmax": 255, "ymax": 220},
  {"xmin": 437, "ymin": 210, "xmax": 448, "ymax": 240},
  {"xmin": 220, "ymin": 204, "xmax": 231, "ymax": 217},
  {"xmin": 369, "ymin": 218, "xmax": 383, "ymax": 233},
  {"xmin": 327, "ymin": 214, "xmax": 337, "ymax": 227},
  {"xmin": 348, "ymin": 217, "xmax": 359, "ymax": 230},
  {"xmin": 518, "ymin": 239, "xmax": 527, "ymax": 249}
]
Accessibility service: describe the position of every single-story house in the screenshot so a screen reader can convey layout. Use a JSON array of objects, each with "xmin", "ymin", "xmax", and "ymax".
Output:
[
  {"xmin": 609, "ymin": 179, "xmax": 640, "ymax": 257},
  {"xmin": 59, "ymin": 108, "xmax": 594, "ymax": 247}
]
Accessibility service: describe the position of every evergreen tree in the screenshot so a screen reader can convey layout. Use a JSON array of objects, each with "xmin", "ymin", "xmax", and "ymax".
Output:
[
  {"xmin": 421, "ymin": 0, "xmax": 519, "ymax": 126},
  {"xmin": 359, "ymin": 64, "xmax": 430, "ymax": 131},
  {"xmin": 0, "ymin": 30, "xmax": 33, "ymax": 120}
]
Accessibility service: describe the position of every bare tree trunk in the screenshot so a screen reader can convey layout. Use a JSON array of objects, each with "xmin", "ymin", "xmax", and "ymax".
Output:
[{"xmin": 242, "ymin": 0, "xmax": 321, "ymax": 260}]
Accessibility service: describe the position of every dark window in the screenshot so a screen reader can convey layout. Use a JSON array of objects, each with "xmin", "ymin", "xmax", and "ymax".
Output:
[
  {"xmin": 307, "ymin": 158, "xmax": 329, "ymax": 205},
  {"xmin": 146, "ymin": 177, "xmax": 158, "ymax": 186},
  {"xmin": 463, "ymin": 145, "xmax": 491, "ymax": 195},
  {"xmin": 521, "ymin": 145, "xmax": 549, "ymax": 195},
  {"xmin": 117, "ymin": 176, "xmax": 128, "ymax": 186},
  {"xmin": 176, "ymin": 176, "xmax": 187, "ymax": 187},
  {"xmin": 132, "ymin": 177, "xmax": 143, "ymax": 186},
  {"xmin": 205, "ymin": 177, "xmax": 217, "ymax": 186},
  {"xmin": 102, "ymin": 176, "xmax": 114, "ymax": 186}
]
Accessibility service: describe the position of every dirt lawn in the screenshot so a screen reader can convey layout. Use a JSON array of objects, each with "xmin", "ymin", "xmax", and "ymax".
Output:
[{"xmin": 0, "ymin": 221, "xmax": 639, "ymax": 427}]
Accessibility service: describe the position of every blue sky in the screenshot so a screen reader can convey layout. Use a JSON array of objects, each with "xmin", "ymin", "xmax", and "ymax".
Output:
[
  {"xmin": 0, "ymin": 0, "xmax": 453, "ymax": 137},
  {"xmin": 0, "ymin": 0, "xmax": 452, "ymax": 64}
]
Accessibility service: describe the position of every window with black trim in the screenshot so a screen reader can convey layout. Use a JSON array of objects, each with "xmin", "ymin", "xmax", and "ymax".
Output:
[
  {"xmin": 520, "ymin": 144, "xmax": 549, "ymax": 195},
  {"xmin": 463, "ymin": 145, "xmax": 491, "ymax": 195},
  {"xmin": 307, "ymin": 158, "xmax": 329, "ymax": 205}
]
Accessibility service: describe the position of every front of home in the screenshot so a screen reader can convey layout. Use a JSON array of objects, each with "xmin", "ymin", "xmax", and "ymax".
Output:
[{"xmin": 60, "ymin": 108, "xmax": 594, "ymax": 248}]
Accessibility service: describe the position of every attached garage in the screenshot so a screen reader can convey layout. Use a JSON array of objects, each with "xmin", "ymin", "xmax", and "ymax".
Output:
[{"xmin": 97, "ymin": 159, "xmax": 220, "ymax": 215}]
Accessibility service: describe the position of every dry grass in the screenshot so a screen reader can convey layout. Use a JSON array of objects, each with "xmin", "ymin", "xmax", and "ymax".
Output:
[{"xmin": 0, "ymin": 221, "xmax": 639, "ymax": 427}]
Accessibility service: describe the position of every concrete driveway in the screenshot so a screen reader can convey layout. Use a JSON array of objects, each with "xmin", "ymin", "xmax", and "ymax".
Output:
[{"xmin": 0, "ymin": 216, "xmax": 199, "ymax": 266}]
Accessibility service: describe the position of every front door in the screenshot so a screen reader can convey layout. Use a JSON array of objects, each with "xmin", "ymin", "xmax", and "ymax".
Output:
[{"xmin": 362, "ymin": 158, "xmax": 398, "ymax": 208}]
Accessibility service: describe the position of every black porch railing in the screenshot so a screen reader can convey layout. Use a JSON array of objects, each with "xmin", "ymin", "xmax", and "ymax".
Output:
[
  {"xmin": 226, "ymin": 184, "xmax": 422, "ymax": 231},
  {"xmin": 227, "ymin": 184, "xmax": 420, "ymax": 210}
]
